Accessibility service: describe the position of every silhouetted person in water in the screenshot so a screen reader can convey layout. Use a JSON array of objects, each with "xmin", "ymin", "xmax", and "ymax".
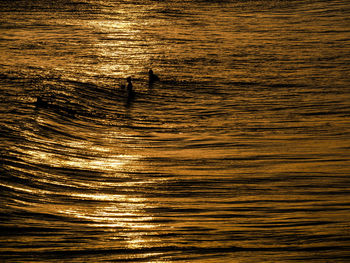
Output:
[
  {"xmin": 35, "ymin": 96, "xmax": 48, "ymax": 108},
  {"xmin": 126, "ymin": 76, "xmax": 135, "ymax": 98},
  {"xmin": 148, "ymin": 69, "xmax": 159, "ymax": 84}
]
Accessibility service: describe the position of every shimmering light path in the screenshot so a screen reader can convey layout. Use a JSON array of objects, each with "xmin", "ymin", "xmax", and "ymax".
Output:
[{"xmin": 1, "ymin": 0, "xmax": 350, "ymax": 262}]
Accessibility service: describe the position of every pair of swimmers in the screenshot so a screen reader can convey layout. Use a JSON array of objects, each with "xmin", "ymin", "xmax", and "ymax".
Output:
[
  {"xmin": 125, "ymin": 69, "xmax": 159, "ymax": 96},
  {"xmin": 36, "ymin": 70, "xmax": 159, "ymax": 109}
]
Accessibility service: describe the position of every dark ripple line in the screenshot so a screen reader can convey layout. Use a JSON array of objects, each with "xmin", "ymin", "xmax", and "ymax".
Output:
[{"xmin": 1, "ymin": 244, "xmax": 348, "ymax": 258}]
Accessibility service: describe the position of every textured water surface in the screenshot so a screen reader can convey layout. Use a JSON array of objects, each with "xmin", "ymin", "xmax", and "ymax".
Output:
[{"xmin": 1, "ymin": 0, "xmax": 350, "ymax": 262}]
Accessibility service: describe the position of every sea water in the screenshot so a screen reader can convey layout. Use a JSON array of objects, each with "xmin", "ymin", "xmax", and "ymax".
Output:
[{"xmin": 1, "ymin": 0, "xmax": 350, "ymax": 262}]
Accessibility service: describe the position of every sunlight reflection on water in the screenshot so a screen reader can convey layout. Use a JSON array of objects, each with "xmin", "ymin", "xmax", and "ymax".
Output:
[{"xmin": 1, "ymin": 0, "xmax": 349, "ymax": 262}]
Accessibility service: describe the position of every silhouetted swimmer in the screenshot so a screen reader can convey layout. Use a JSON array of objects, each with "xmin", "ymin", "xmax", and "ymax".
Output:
[
  {"xmin": 126, "ymin": 77, "xmax": 135, "ymax": 98},
  {"xmin": 35, "ymin": 96, "xmax": 77, "ymax": 116},
  {"xmin": 148, "ymin": 69, "xmax": 159, "ymax": 84},
  {"xmin": 35, "ymin": 96, "xmax": 48, "ymax": 108},
  {"xmin": 125, "ymin": 77, "xmax": 135, "ymax": 107}
]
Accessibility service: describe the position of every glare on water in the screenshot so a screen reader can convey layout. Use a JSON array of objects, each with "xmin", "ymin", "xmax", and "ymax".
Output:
[{"xmin": 1, "ymin": 0, "xmax": 350, "ymax": 262}]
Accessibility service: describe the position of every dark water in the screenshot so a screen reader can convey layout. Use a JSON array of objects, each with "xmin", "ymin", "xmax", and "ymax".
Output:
[{"xmin": 1, "ymin": 0, "xmax": 350, "ymax": 262}]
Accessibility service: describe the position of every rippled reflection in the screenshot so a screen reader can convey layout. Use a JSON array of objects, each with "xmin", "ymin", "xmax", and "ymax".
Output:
[
  {"xmin": 1, "ymin": 0, "xmax": 350, "ymax": 262},
  {"xmin": 85, "ymin": 7, "xmax": 156, "ymax": 80},
  {"xmin": 6, "ymin": 125, "xmax": 165, "ymax": 253}
]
